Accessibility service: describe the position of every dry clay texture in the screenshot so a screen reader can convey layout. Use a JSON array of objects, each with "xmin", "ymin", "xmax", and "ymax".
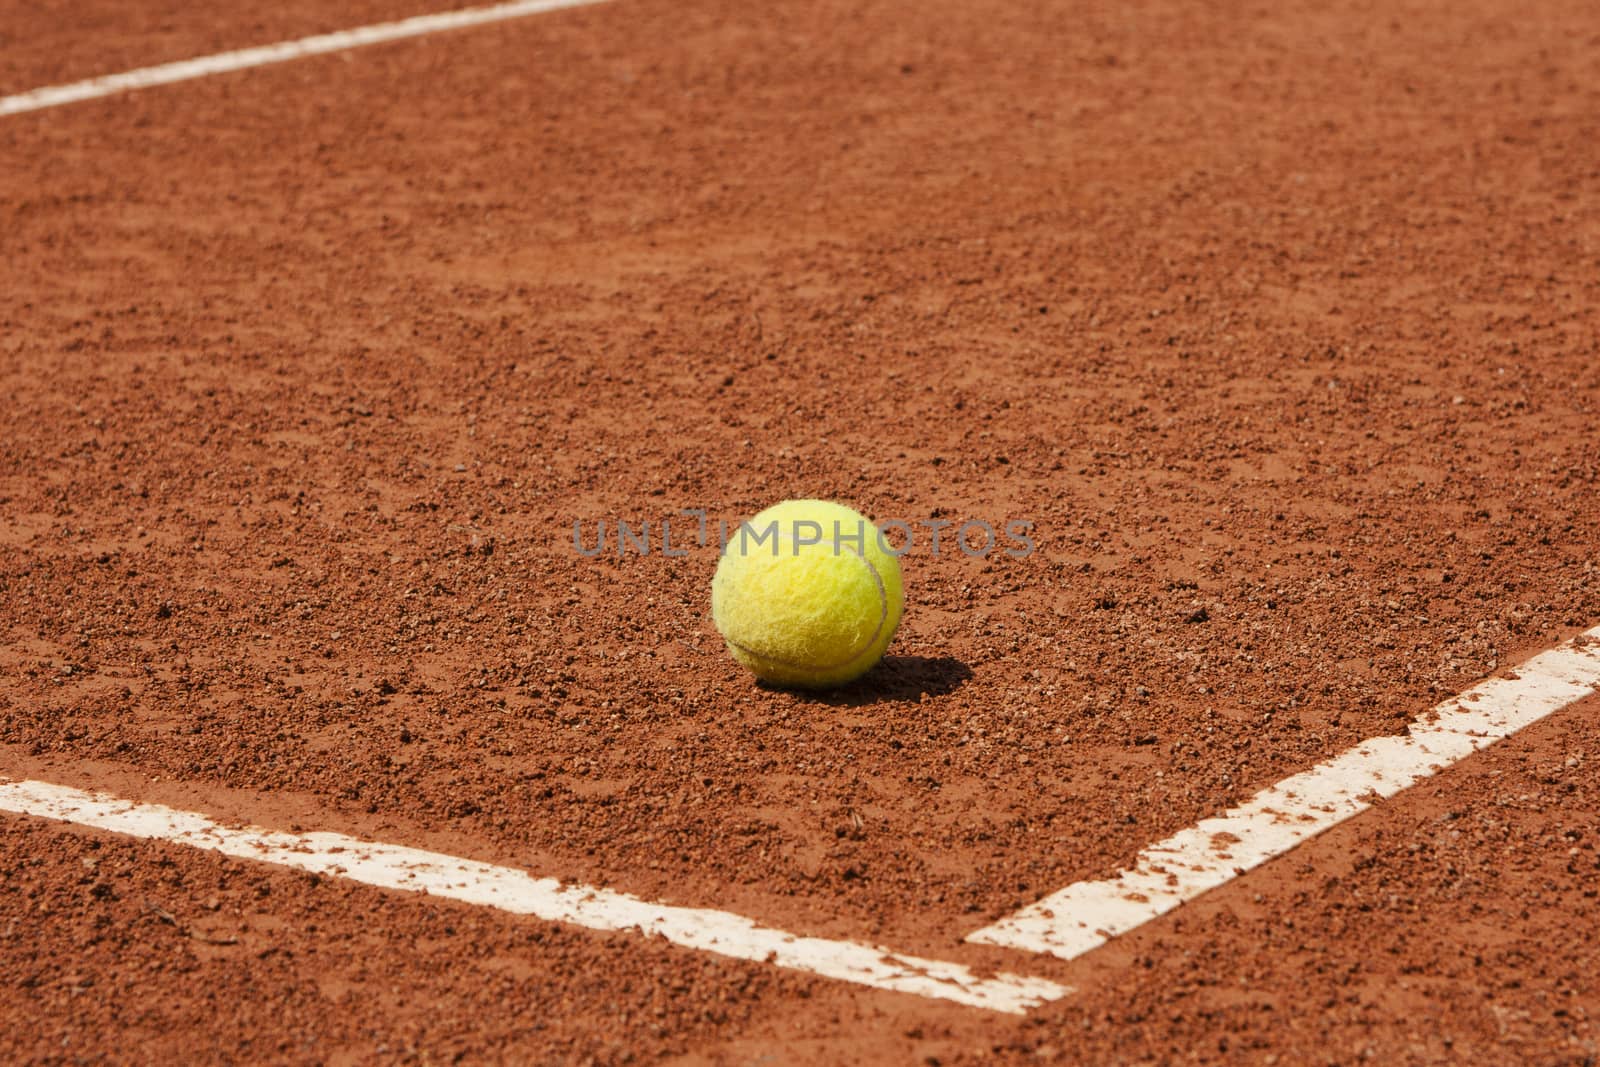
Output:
[{"xmin": 2, "ymin": 0, "xmax": 1599, "ymax": 1061}]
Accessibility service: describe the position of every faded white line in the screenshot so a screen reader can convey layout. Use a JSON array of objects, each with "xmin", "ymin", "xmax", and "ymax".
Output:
[
  {"xmin": 0, "ymin": 779, "xmax": 1068, "ymax": 1014},
  {"xmin": 968, "ymin": 625, "xmax": 1600, "ymax": 960},
  {"xmin": 0, "ymin": 0, "xmax": 609, "ymax": 118}
]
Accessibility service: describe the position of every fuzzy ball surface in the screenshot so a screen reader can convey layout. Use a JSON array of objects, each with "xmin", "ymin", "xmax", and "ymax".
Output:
[{"xmin": 710, "ymin": 499, "xmax": 904, "ymax": 688}]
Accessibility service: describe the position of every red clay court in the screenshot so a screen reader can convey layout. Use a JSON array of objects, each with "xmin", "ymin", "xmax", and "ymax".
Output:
[{"xmin": 2, "ymin": 0, "xmax": 1599, "ymax": 1062}]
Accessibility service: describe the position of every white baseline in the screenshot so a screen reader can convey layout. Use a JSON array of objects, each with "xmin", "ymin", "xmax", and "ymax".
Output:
[
  {"xmin": 0, "ymin": 778, "xmax": 1067, "ymax": 1014},
  {"xmin": 968, "ymin": 625, "xmax": 1600, "ymax": 960},
  {"xmin": 0, "ymin": 0, "xmax": 610, "ymax": 118}
]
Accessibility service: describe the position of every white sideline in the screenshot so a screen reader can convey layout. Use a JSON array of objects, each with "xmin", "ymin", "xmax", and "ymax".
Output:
[
  {"xmin": 968, "ymin": 625, "xmax": 1600, "ymax": 960},
  {"xmin": 0, "ymin": 0, "xmax": 610, "ymax": 118},
  {"xmin": 0, "ymin": 779, "xmax": 1068, "ymax": 1014}
]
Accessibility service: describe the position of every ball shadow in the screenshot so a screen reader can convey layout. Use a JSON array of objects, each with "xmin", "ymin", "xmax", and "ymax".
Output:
[{"xmin": 778, "ymin": 655, "xmax": 974, "ymax": 706}]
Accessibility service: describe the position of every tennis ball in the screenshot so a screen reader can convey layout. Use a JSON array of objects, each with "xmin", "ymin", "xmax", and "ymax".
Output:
[{"xmin": 711, "ymin": 499, "xmax": 904, "ymax": 689}]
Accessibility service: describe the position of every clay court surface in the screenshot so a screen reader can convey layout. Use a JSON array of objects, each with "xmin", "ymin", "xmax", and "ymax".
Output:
[{"xmin": 3, "ymin": 0, "xmax": 1600, "ymax": 1062}]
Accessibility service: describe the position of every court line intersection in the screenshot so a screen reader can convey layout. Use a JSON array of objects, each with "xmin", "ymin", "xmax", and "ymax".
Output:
[{"xmin": 3, "ymin": 627, "xmax": 1595, "ymax": 1012}]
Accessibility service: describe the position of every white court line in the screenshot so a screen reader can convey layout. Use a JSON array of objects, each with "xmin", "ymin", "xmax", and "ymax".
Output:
[
  {"xmin": 969, "ymin": 625, "xmax": 1600, "ymax": 960},
  {"xmin": 0, "ymin": 779, "xmax": 1068, "ymax": 1014},
  {"xmin": 0, "ymin": 0, "xmax": 610, "ymax": 118}
]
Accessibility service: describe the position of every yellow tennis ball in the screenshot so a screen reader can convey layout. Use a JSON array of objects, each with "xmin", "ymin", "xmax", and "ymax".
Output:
[{"xmin": 711, "ymin": 499, "xmax": 904, "ymax": 688}]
